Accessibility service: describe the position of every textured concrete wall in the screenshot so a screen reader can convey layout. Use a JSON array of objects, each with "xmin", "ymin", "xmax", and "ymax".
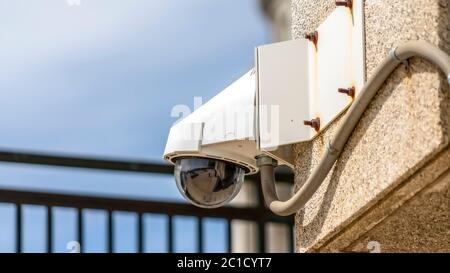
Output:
[
  {"xmin": 348, "ymin": 169, "xmax": 450, "ymax": 253},
  {"xmin": 291, "ymin": 0, "xmax": 449, "ymax": 252}
]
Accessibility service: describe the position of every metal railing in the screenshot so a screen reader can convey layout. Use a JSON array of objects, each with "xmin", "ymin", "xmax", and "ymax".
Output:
[{"xmin": 0, "ymin": 149, "xmax": 294, "ymax": 253}]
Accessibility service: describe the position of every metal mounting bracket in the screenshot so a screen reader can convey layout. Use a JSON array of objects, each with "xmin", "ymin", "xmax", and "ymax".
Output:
[{"xmin": 256, "ymin": 0, "xmax": 365, "ymax": 165}]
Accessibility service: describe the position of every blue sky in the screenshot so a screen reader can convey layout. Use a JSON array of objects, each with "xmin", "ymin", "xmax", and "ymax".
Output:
[{"xmin": 0, "ymin": 0, "xmax": 270, "ymax": 252}]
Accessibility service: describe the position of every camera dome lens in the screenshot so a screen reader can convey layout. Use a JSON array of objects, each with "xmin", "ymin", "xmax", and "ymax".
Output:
[{"xmin": 174, "ymin": 158, "xmax": 245, "ymax": 208}]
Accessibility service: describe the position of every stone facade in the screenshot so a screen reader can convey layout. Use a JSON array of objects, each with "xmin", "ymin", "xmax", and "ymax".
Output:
[{"xmin": 290, "ymin": 0, "xmax": 449, "ymax": 252}]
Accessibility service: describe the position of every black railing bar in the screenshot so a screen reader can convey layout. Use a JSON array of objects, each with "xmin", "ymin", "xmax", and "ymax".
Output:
[
  {"xmin": 258, "ymin": 221, "xmax": 266, "ymax": 253},
  {"xmin": 77, "ymin": 208, "xmax": 83, "ymax": 253},
  {"xmin": 289, "ymin": 225, "xmax": 295, "ymax": 253},
  {"xmin": 0, "ymin": 189, "xmax": 293, "ymax": 224},
  {"xmin": 197, "ymin": 217, "xmax": 203, "ymax": 253},
  {"xmin": 227, "ymin": 219, "xmax": 232, "ymax": 253},
  {"xmin": 47, "ymin": 206, "xmax": 53, "ymax": 253},
  {"xmin": 137, "ymin": 213, "xmax": 144, "ymax": 253},
  {"xmin": 0, "ymin": 149, "xmax": 294, "ymax": 183},
  {"xmin": 108, "ymin": 210, "xmax": 113, "ymax": 253},
  {"xmin": 167, "ymin": 215, "xmax": 173, "ymax": 253},
  {"xmin": 16, "ymin": 204, "xmax": 22, "ymax": 253},
  {"xmin": 0, "ymin": 149, "xmax": 172, "ymax": 175}
]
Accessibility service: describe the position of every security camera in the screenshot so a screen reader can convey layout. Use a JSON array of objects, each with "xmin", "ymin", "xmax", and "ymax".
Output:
[
  {"xmin": 164, "ymin": 70, "xmax": 261, "ymax": 208},
  {"xmin": 164, "ymin": 29, "xmax": 366, "ymax": 209},
  {"xmin": 163, "ymin": 39, "xmax": 334, "ymax": 209}
]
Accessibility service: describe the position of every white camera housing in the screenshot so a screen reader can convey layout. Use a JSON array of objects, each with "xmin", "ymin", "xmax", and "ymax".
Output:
[
  {"xmin": 163, "ymin": 69, "xmax": 260, "ymax": 175},
  {"xmin": 163, "ymin": 70, "xmax": 262, "ymax": 208}
]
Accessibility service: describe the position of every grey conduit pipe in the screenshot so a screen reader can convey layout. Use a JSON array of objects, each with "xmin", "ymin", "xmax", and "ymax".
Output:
[{"xmin": 257, "ymin": 40, "xmax": 450, "ymax": 216}]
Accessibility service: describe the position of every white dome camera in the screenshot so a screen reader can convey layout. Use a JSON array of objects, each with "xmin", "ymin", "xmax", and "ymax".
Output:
[
  {"xmin": 164, "ymin": 37, "xmax": 363, "ymax": 209},
  {"xmin": 173, "ymin": 157, "xmax": 246, "ymax": 208},
  {"xmin": 164, "ymin": 70, "xmax": 262, "ymax": 208}
]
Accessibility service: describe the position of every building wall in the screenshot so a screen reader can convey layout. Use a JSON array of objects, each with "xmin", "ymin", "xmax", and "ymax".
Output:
[
  {"xmin": 291, "ymin": 0, "xmax": 449, "ymax": 252},
  {"xmin": 261, "ymin": 0, "xmax": 292, "ymax": 41},
  {"xmin": 348, "ymin": 169, "xmax": 450, "ymax": 253}
]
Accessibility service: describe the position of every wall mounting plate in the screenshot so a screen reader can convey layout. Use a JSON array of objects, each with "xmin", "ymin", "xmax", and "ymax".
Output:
[{"xmin": 256, "ymin": 0, "xmax": 365, "ymax": 160}]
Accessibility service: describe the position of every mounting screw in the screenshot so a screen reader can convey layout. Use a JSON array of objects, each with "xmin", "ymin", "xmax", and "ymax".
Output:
[
  {"xmin": 304, "ymin": 118, "xmax": 320, "ymax": 131},
  {"xmin": 338, "ymin": 86, "xmax": 355, "ymax": 97},
  {"xmin": 304, "ymin": 31, "xmax": 318, "ymax": 46},
  {"xmin": 335, "ymin": 0, "xmax": 352, "ymax": 9}
]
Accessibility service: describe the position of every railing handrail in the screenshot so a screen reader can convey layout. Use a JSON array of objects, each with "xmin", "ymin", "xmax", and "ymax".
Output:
[
  {"xmin": 0, "ymin": 149, "xmax": 172, "ymax": 174},
  {"xmin": 0, "ymin": 149, "xmax": 294, "ymax": 182},
  {"xmin": 0, "ymin": 188, "xmax": 293, "ymax": 224}
]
